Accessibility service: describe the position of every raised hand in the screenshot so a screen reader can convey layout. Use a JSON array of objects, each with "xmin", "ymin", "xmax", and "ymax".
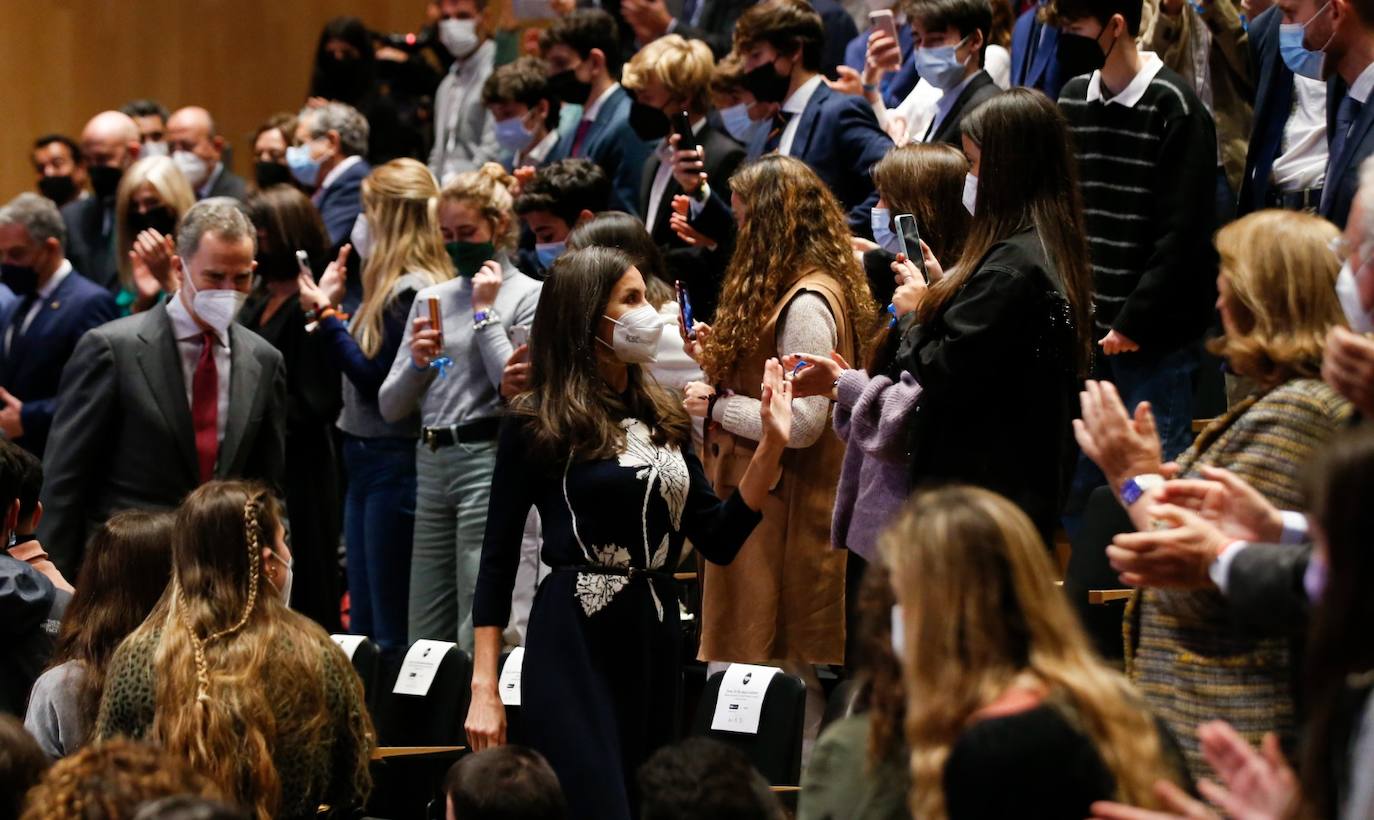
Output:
[
  {"xmin": 472, "ymin": 260, "xmax": 503, "ymax": 313},
  {"xmin": 668, "ymin": 195, "xmax": 717, "ymax": 251},
  {"xmin": 1072, "ymin": 379, "xmax": 1164, "ymax": 493},
  {"xmin": 316, "ymin": 243, "xmax": 351, "ymax": 307},
  {"xmin": 1156, "ymin": 466, "xmax": 1284, "ymax": 543},
  {"xmin": 759, "ymin": 358, "xmax": 794, "ymax": 448},
  {"xmin": 780, "ymin": 352, "xmax": 845, "ymax": 399}
]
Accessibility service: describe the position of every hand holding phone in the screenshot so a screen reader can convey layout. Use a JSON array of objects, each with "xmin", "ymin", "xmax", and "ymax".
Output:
[
  {"xmin": 893, "ymin": 214, "xmax": 929, "ymax": 283},
  {"xmin": 869, "ymin": 9, "xmax": 899, "ymax": 44},
  {"xmin": 676, "ymin": 280, "xmax": 697, "ymax": 341},
  {"xmin": 510, "ymin": 325, "xmax": 529, "ymax": 348},
  {"xmin": 672, "ymin": 111, "xmax": 697, "ymax": 153}
]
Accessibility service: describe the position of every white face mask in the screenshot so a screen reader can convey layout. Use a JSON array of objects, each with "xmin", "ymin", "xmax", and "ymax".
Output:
[
  {"xmin": 600, "ymin": 303, "xmax": 664, "ymax": 364},
  {"xmin": 182, "ymin": 271, "xmax": 247, "ymax": 335},
  {"xmin": 173, "ymin": 150, "xmax": 210, "ymax": 189},
  {"xmin": 350, "ymin": 214, "xmax": 373, "ymax": 260},
  {"xmin": 1336, "ymin": 260, "xmax": 1374, "ymax": 333},
  {"xmin": 889, "ymin": 604, "xmax": 905, "ymax": 660},
  {"xmin": 962, "ymin": 172, "xmax": 978, "ymax": 215},
  {"xmin": 439, "ymin": 18, "xmax": 481, "ymax": 59},
  {"xmin": 268, "ymin": 549, "xmax": 294, "ymax": 605},
  {"xmin": 142, "ymin": 140, "xmax": 170, "ymax": 158}
]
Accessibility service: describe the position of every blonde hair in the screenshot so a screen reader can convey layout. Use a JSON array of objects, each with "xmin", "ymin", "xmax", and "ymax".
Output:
[
  {"xmin": 620, "ymin": 33, "xmax": 715, "ymax": 114},
  {"xmin": 440, "ymin": 162, "xmax": 519, "ymax": 253},
  {"xmin": 1209, "ymin": 209, "xmax": 1345, "ymax": 390},
  {"xmin": 127, "ymin": 482, "xmax": 374, "ymax": 820},
  {"xmin": 881, "ymin": 486, "xmax": 1177, "ymax": 818},
  {"xmin": 115, "ymin": 156, "xmax": 197, "ymax": 288},
  {"xmin": 355, "ymin": 159, "xmax": 454, "ymax": 357}
]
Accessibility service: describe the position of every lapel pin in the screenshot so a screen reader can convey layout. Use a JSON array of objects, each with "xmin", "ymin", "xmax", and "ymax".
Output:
[{"xmin": 49, "ymin": 300, "xmax": 60, "ymax": 310}]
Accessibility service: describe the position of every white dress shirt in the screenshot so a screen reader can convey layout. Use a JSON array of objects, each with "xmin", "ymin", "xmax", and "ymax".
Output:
[
  {"xmin": 779, "ymin": 74, "xmax": 826, "ymax": 156},
  {"xmin": 516, "ymin": 130, "xmax": 560, "ymax": 168},
  {"xmin": 6, "ymin": 260, "xmax": 72, "ymax": 351},
  {"xmin": 320, "ymin": 154, "xmax": 364, "ymax": 193},
  {"xmin": 166, "ymin": 291, "xmax": 231, "ymax": 448},
  {"xmin": 1274, "ymin": 76, "xmax": 1330, "ymax": 193}
]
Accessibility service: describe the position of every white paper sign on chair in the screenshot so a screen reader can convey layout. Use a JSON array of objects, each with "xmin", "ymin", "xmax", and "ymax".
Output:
[
  {"xmin": 331, "ymin": 634, "xmax": 366, "ymax": 661},
  {"xmin": 710, "ymin": 663, "xmax": 781, "ymax": 735},
  {"xmin": 392, "ymin": 639, "xmax": 455, "ymax": 696},
  {"xmin": 499, "ymin": 647, "xmax": 525, "ymax": 707}
]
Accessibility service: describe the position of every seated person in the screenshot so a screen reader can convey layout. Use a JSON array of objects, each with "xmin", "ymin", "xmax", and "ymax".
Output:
[
  {"xmin": 20, "ymin": 739, "xmax": 220, "ymax": 816},
  {"xmin": 0, "ymin": 714, "xmax": 48, "ymax": 820},
  {"xmin": 5, "ymin": 444, "xmax": 71, "ymax": 593},
  {"xmin": 444, "ymin": 746, "xmax": 568, "ymax": 820},
  {"xmin": 482, "ymin": 56, "xmax": 566, "ymax": 171},
  {"xmin": 512, "ymin": 158, "xmax": 609, "ymax": 279},
  {"xmin": 638, "ymin": 738, "xmax": 784, "ymax": 820}
]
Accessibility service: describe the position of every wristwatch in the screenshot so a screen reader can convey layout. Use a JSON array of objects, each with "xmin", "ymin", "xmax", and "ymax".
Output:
[
  {"xmin": 473, "ymin": 309, "xmax": 501, "ymax": 331},
  {"xmin": 1119, "ymin": 473, "xmax": 1165, "ymax": 507}
]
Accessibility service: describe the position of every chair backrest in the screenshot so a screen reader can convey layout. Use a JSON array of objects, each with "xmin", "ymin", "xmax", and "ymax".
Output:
[
  {"xmin": 1063, "ymin": 484, "xmax": 1134, "ymax": 664},
  {"xmin": 331, "ymin": 634, "xmax": 381, "ymax": 714},
  {"xmin": 689, "ymin": 667, "xmax": 806, "ymax": 785},
  {"xmin": 820, "ymin": 677, "xmax": 863, "ymax": 731},
  {"xmin": 372, "ymin": 640, "xmax": 473, "ymax": 747}
]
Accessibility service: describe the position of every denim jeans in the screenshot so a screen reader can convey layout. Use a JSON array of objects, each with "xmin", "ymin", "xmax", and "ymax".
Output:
[
  {"xmin": 342, "ymin": 434, "xmax": 417, "ymax": 656},
  {"xmin": 408, "ymin": 438, "xmax": 497, "ymax": 652}
]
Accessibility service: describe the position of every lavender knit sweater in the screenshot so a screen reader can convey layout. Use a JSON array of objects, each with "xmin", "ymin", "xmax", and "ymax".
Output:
[{"xmin": 831, "ymin": 369, "xmax": 923, "ymax": 562}]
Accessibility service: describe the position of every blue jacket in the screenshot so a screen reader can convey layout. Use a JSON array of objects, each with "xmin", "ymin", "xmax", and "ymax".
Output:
[
  {"xmin": 1321, "ymin": 76, "xmax": 1374, "ymax": 228},
  {"xmin": 844, "ymin": 23, "xmax": 920, "ymax": 108},
  {"xmin": 1010, "ymin": 6, "xmax": 1065, "ymax": 100},
  {"xmin": 317, "ymin": 158, "xmax": 371, "ymax": 312},
  {"xmin": 548, "ymin": 86, "xmax": 655, "ymax": 218},
  {"xmin": 0, "ymin": 269, "xmax": 117, "ymax": 457}
]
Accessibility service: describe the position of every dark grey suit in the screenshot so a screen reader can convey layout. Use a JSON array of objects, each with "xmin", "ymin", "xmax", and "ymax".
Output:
[
  {"xmin": 38, "ymin": 302, "xmax": 286, "ymax": 576},
  {"xmin": 1227, "ymin": 542, "xmax": 1311, "ymax": 633},
  {"xmin": 204, "ymin": 166, "xmax": 250, "ymax": 202}
]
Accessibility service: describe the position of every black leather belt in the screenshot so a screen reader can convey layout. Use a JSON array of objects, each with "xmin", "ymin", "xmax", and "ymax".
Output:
[
  {"xmin": 421, "ymin": 418, "xmax": 500, "ymax": 450},
  {"xmin": 1266, "ymin": 186, "xmax": 1323, "ymax": 212}
]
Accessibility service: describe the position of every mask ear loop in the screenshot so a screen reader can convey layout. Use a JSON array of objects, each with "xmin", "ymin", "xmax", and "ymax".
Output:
[{"xmin": 173, "ymin": 492, "xmax": 266, "ymax": 703}]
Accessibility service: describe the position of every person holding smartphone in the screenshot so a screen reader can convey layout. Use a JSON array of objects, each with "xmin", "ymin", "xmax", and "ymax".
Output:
[
  {"xmin": 790, "ymin": 89, "xmax": 1093, "ymax": 543},
  {"xmin": 377, "ymin": 163, "xmax": 541, "ymax": 653}
]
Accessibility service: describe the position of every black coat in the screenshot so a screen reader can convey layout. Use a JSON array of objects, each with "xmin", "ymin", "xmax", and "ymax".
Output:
[{"xmin": 896, "ymin": 228, "xmax": 1080, "ymax": 539}]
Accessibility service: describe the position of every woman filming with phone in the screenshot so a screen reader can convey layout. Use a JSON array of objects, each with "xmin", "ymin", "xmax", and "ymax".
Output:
[
  {"xmin": 377, "ymin": 162, "xmax": 541, "ymax": 652},
  {"xmin": 788, "ymin": 89, "xmax": 1093, "ymax": 543},
  {"xmin": 464, "ymin": 247, "xmax": 793, "ymax": 820}
]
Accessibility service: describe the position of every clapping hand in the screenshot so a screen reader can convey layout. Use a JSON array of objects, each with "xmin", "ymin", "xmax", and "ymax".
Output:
[
  {"xmin": 758, "ymin": 358, "xmax": 793, "ymax": 448},
  {"xmin": 129, "ymin": 230, "xmax": 178, "ymax": 311},
  {"xmin": 1323, "ymin": 325, "xmax": 1374, "ymax": 417},
  {"xmin": 780, "ymin": 351, "xmax": 849, "ymax": 399},
  {"xmin": 1106, "ymin": 504, "xmax": 1232, "ymax": 589},
  {"xmin": 1072, "ymin": 379, "xmax": 1164, "ymax": 494},
  {"xmin": 1155, "ymin": 466, "xmax": 1284, "ymax": 543}
]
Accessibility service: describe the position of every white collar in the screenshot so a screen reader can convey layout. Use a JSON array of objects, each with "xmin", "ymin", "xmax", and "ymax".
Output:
[
  {"xmin": 38, "ymin": 260, "xmax": 73, "ymax": 300},
  {"xmin": 521, "ymin": 130, "xmax": 561, "ymax": 165},
  {"xmin": 1086, "ymin": 51, "xmax": 1164, "ymax": 108},
  {"xmin": 1349, "ymin": 60, "xmax": 1374, "ymax": 104},
  {"xmin": 320, "ymin": 154, "xmax": 364, "ymax": 191},
  {"xmin": 782, "ymin": 74, "xmax": 825, "ymax": 115},
  {"xmin": 583, "ymin": 82, "xmax": 621, "ymax": 122},
  {"xmin": 166, "ymin": 289, "xmax": 230, "ymax": 347}
]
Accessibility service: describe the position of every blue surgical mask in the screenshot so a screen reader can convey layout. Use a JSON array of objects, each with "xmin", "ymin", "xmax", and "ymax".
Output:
[
  {"xmin": 720, "ymin": 102, "xmax": 764, "ymax": 145},
  {"xmin": 871, "ymin": 207, "xmax": 902, "ymax": 253},
  {"xmin": 913, "ymin": 36, "xmax": 970, "ymax": 91},
  {"xmin": 1279, "ymin": 2, "xmax": 1334, "ymax": 80},
  {"xmin": 286, "ymin": 143, "xmax": 322, "ymax": 188},
  {"xmin": 535, "ymin": 241, "xmax": 565, "ymax": 270},
  {"xmin": 494, "ymin": 116, "xmax": 535, "ymax": 153}
]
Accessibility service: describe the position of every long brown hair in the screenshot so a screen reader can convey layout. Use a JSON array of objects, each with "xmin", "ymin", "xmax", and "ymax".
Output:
[
  {"xmin": 245, "ymin": 185, "xmax": 330, "ymax": 282},
  {"xmin": 1208, "ymin": 210, "xmax": 1344, "ymax": 391},
  {"xmin": 129, "ymin": 482, "xmax": 373, "ymax": 820},
  {"xmin": 881, "ymin": 486, "xmax": 1177, "ymax": 818},
  {"xmin": 50, "ymin": 511, "xmax": 174, "ymax": 747},
  {"xmin": 515, "ymin": 247, "xmax": 691, "ymax": 464},
  {"xmin": 20, "ymin": 739, "xmax": 220, "ymax": 820},
  {"xmin": 921, "ymin": 89, "xmax": 1095, "ymax": 377},
  {"xmin": 354, "ymin": 159, "xmax": 453, "ymax": 357},
  {"xmin": 701, "ymin": 155, "xmax": 878, "ymax": 382}
]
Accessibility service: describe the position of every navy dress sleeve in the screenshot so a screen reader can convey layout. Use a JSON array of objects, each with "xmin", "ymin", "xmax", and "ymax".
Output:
[
  {"xmin": 472, "ymin": 417, "xmax": 539, "ymax": 630},
  {"xmin": 678, "ymin": 443, "xmax": 763, "ymax": 566},
  {"xmin": 317, "ymin": 287, "xmax": 418, "ymax": 397}
]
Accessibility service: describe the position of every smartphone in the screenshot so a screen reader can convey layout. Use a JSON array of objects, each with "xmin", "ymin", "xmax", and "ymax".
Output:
[
  {"xmin": 675, "ymin": 280, "xmax": 697, "ymax": 341},
  {"xmin": 426, "ymin": 296, "xmax": 444, "ymax": 347},
  {"xmin": 672, "ymin": 111, "xmax": 697, "ymax": 153},
  {"xmin": 869, "ymin": 9, "xmax": 899, "ymax": 45},
  {"xmin": 295, "ymin": 250, "xmax": 312, "ymax": 278},
  {"xmin": 510, "ymin": 324, "xmax": 529, "ymax": 348},
  {"xmin": 894, "ymin": 213, "xmax": 928, "ymax": 283}
]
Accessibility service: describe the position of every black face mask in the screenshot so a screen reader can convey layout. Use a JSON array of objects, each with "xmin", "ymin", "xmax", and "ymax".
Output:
[
  {"xmin": 627, "ymin": 101, "xmax": 671, "ymax": 141},
  {"xmin": 547, "ymin": 69, "xmax": 593, "ymax": 106},
  {"xmin": 255, "ymin": 248, "xmax": 301, "ymax": 282},
  {"xmin": 128, "ymin": 205, "xmax": 178, "ymax": 238},
  {"xmin": 255, "ymin": 160, "xmax": 293, "ymax": 190},
  {"xmin": 88, "ymin": 165, "xmax": 123, "ymax": 200},
  {"xmin": 741, "ymin": 60, "xmax": 792, "ymax": 105},
  {"xmin": 1056, "ymin": 31, "xmax": 1109, "ymax": 79},
  {"xmin": 37, "ymin": 175, "xmax": 78, "ymax": 206},
  {"xmin": 0, "ymin": 264, "xmax": 40, "ymax": 297}
]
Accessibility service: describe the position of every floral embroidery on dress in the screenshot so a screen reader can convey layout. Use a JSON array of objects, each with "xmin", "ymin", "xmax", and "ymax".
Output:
[{"xmin": 576, "ymin": 543, "xmax": 633, "ymax": 617}]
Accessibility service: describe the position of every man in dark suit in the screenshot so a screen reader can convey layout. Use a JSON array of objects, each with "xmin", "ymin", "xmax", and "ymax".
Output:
[
  {"xmin": 908, "ymin": 0, "xmax": 1000, "ymax": 146},
  {"xmin": 38, "ymin": 199, "xmax": 286, "ymax": 577},
  {"xmin": 1011, "ymin": 3, "xmax": 1066, "ymax": 98},
  {"xmin": 1238, "ymin": 5, "xmax": 1334, "ymax": 217},
  {"xmin": 60, "ymin": 111, "xmax": 143, "ymax": 293},
  {"xmin": 166, "ymin": 107, "xmax": 249, "ymax": 202},
  {"xmin": 0, "ymin": 194, "xmax": 118, "ymax": 459},
  {"xmin": 623, "ymin": 34, "xmax": 748, "ymax": 320},
  {"xmin": 542, "ymin": 9, "xmax": 656, "ymax": 217},
  {"xmin": 620, "ymin": 0, "xmax": 755, "ymax": 58},
  {"xmin": 293, "ymin": 102, "xmax": 372, "ymax": 311},
  {"xmin": 1303, "ymin": 0, "xmax": 1374, "ymax": 227}
]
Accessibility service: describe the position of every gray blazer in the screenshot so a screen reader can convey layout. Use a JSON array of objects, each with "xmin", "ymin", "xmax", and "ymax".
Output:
[{"xmin": 38, "ymin": 302, "xmax": 286, "ymax": 576}]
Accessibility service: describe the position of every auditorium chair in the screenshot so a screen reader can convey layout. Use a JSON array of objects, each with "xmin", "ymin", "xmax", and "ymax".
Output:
[
  {"xmin": 1063, "ymin": 485, "xmax": 1134, "ymax": 665},
  {"xmin": 331, "ymin": 634, "xmax": 382, "ymax": 715},
  {"xmin": 689, "ymin": 667, "xmax": 806, "ymax": 786},
  {"xmin": 371, "ymin": 642, "xmax": 473, "ymax": 747}
]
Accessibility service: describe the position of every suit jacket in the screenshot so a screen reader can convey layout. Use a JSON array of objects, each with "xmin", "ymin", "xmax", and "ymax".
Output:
[
  {"xmin": 204, "ymin": 167, "xmax": 250, "ymax": 202},
  {"xmin": 548, "ymin": 86, "xmax": 655, "ymax": 217},
  {"xmin": 667, "ymin": 0, "xmax": 753, "ymax": 58},
  {"xmin": 37, "ymin": 302, "xmax": 287, "ymax": 576},
  {"xmin": 924, "ymin": 70, "xmax": 1000, "ymax": 146},
  {"xmin": 0, "ymin": 271, "xmax": 118, "ymax": 458},
  {"xmin": 1320, "ymin": 74, "xmax": 1374, "ymax": 228},
  {"xmin": 58, "ymin": 197, "xmax": 118, "ymax": 292},
  {"xmin": 1227, "ymin": 542, "xmax": 1311, "ymax": 635},
  {"xmin": 1011, "ymin": 6, "xmax": 1065, "ymax": 99},
  {"xmin": 638, "ymin": 123, "xmax": 747, "ymax": 321},
  {"xmin": 743, "ymin": 82, "xmax": 895, "ymax": 233},
  {"xmin": 318, "ymin": 159, "xmax": 371, "ymax": 312}
]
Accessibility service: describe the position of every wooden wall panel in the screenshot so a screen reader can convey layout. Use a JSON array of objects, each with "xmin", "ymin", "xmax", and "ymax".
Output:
[{"xmin": 0, "ymin": 0, "xmax": 436, "ymax": 199}]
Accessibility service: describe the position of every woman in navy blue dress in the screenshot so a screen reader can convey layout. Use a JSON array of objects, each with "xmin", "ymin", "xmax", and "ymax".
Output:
[{"xmin": 466, "ymin": 247, "xmax": 794, "ymax": 820}]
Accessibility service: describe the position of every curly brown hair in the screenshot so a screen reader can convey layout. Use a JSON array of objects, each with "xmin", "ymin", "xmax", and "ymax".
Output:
[
  {"xmin": 701, "ymin": 155, "xmax": 878, "ymax": 382},
  {"xmin": 20, "ymin": 739, "xmax": 220, "ymax": 820}
]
